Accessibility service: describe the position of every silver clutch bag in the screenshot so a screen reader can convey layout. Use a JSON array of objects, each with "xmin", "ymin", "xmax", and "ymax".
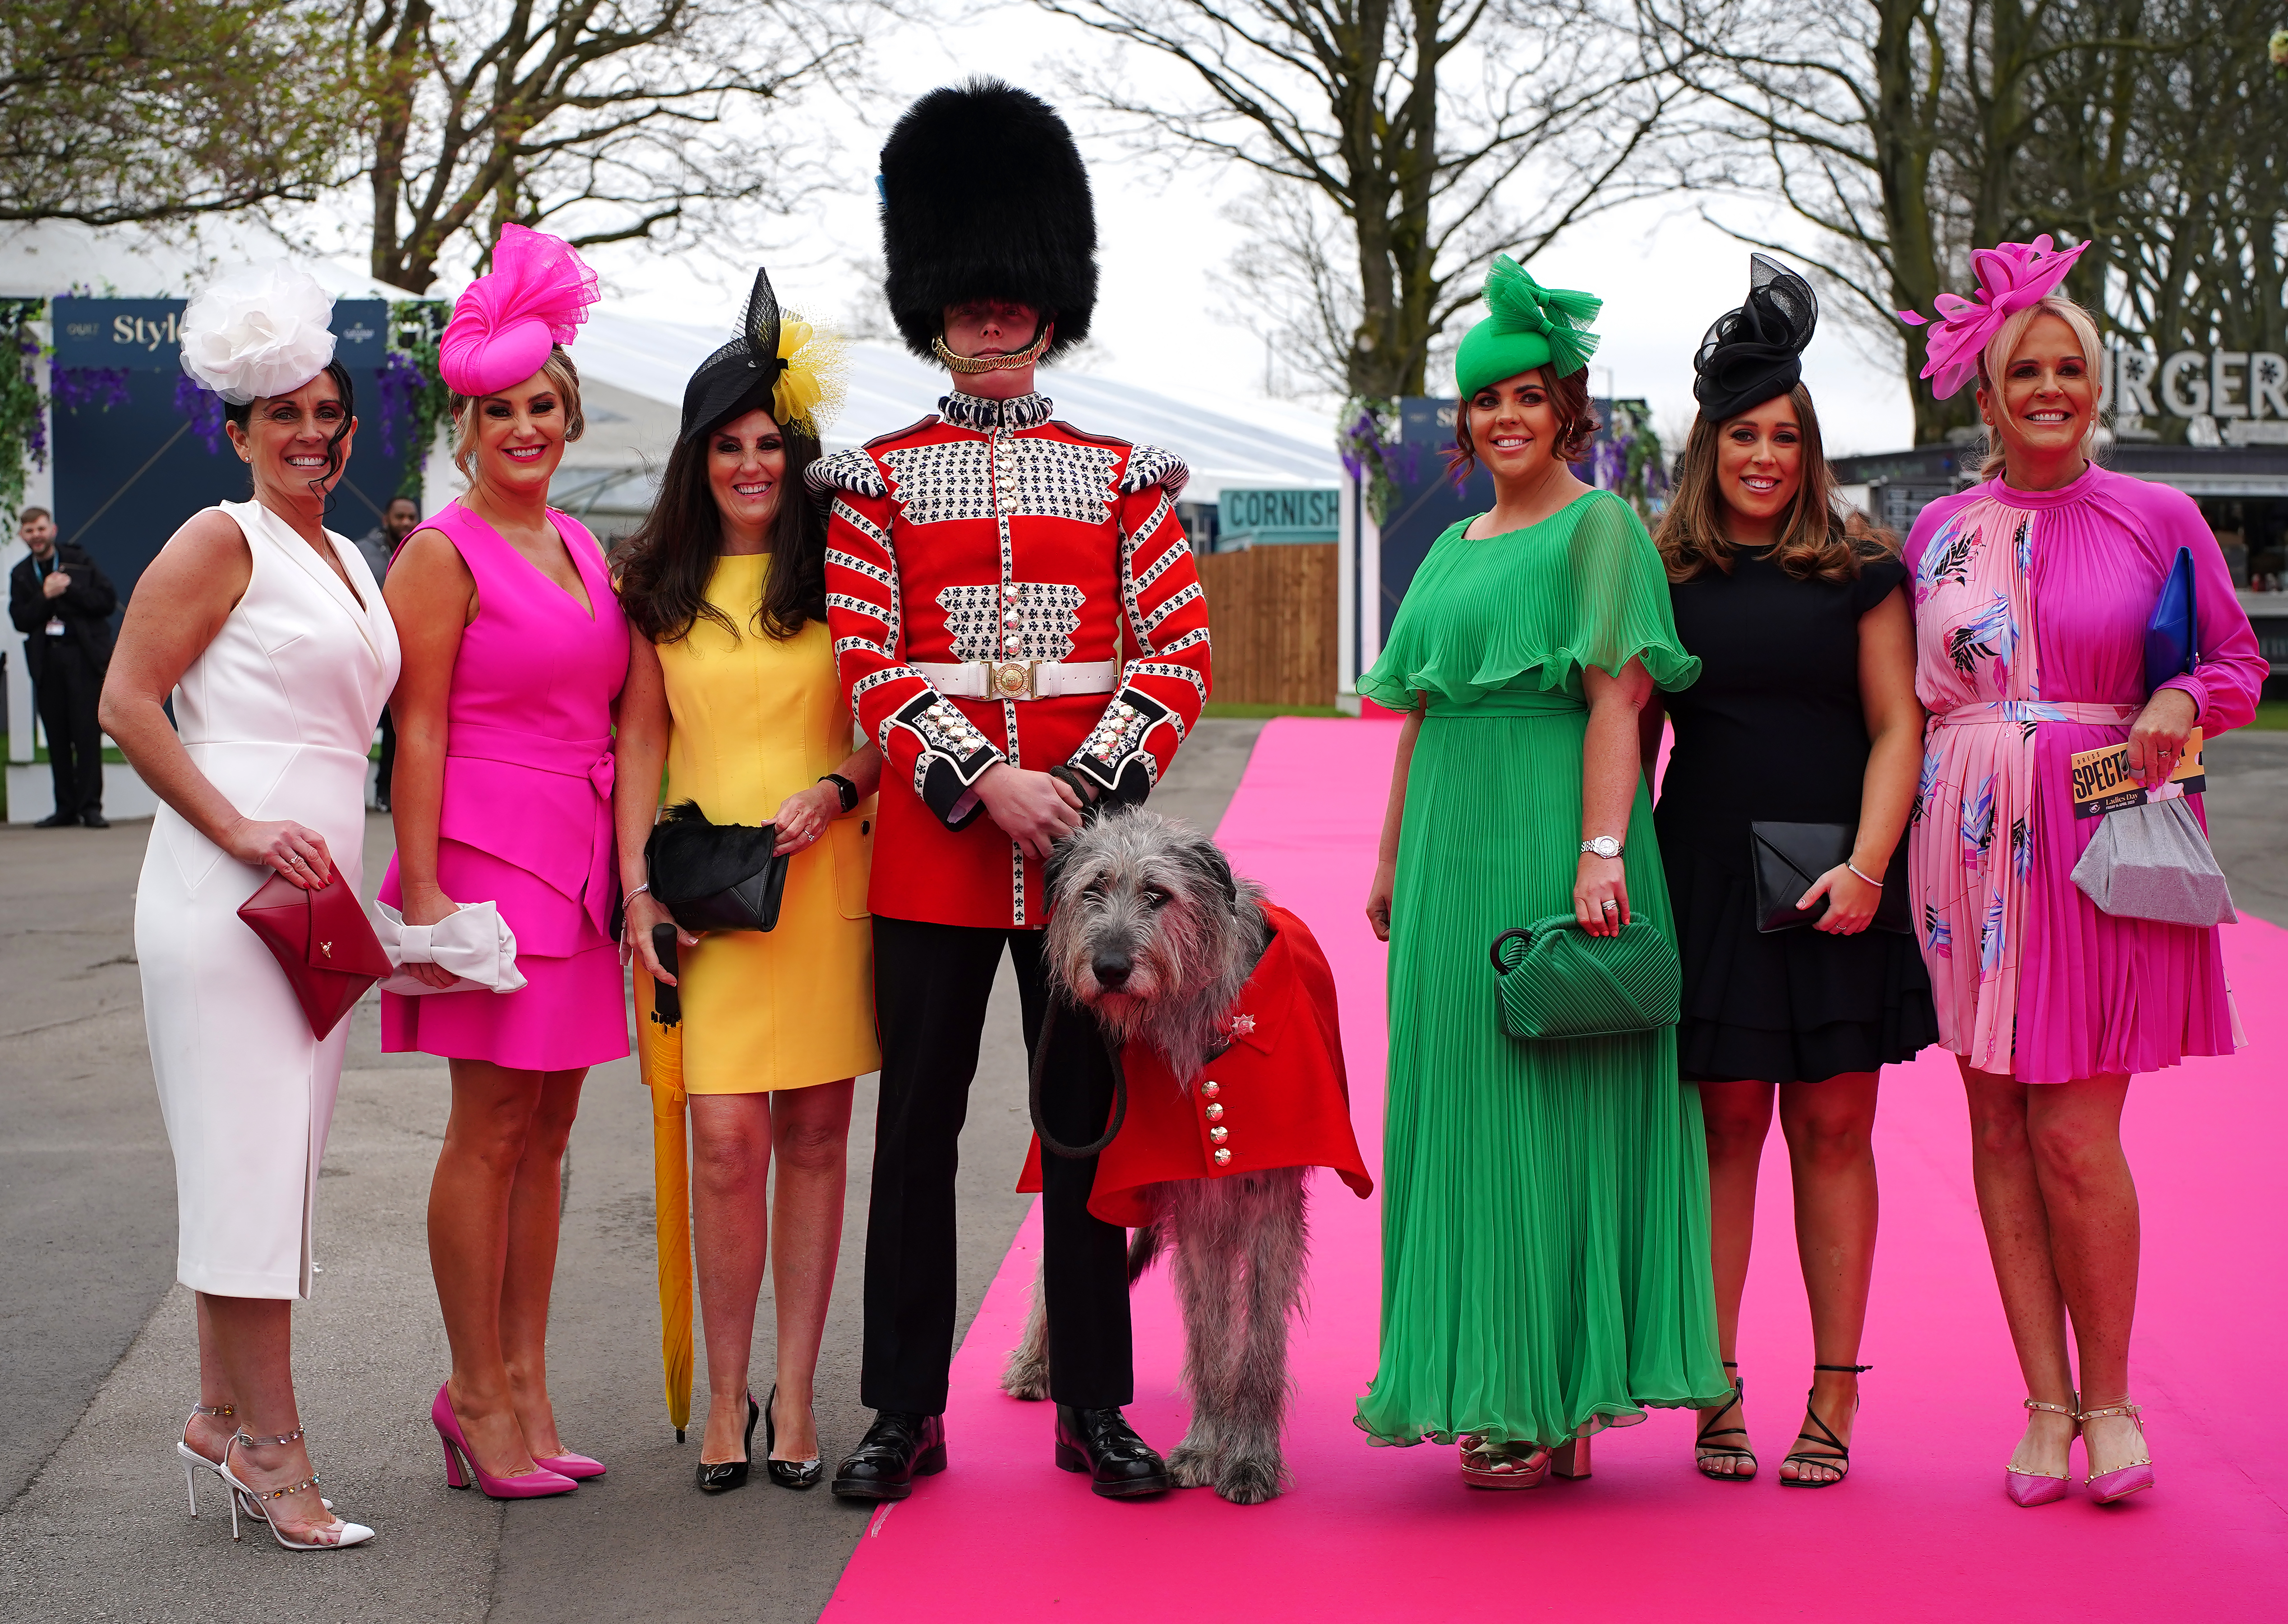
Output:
[{"xmin": 2068, "ymin": 797, "xmax": 2237, "ymax": 928}]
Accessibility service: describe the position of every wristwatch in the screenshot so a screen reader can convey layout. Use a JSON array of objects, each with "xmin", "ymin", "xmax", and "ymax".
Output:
[{"xmin": 1580, "ymin": 836, "xmax": 1625, "ymax": 860}]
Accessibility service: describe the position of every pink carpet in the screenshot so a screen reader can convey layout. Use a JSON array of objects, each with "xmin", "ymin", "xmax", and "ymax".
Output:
[{"xmin": 824, "ymin": 718, "xmax": 2288, "ymax": 1619}]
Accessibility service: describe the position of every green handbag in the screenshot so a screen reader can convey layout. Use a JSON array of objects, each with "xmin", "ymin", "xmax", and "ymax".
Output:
[{"xmin": 1490, "ymin": 914, "xmax": 1681, "ymax": 1041}]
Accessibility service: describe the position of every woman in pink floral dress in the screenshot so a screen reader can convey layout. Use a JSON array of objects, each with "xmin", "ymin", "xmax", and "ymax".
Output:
[{"xmin": 1899, "ymin": 239, "xmax": 2264, "ymax": 1509}]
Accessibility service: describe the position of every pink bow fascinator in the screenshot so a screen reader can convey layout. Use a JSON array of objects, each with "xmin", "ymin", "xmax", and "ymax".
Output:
[
  {"xmin": 1896, "ymin": 235, "xmax": 2090, "ymax": 400},
  {"xmin": 437, "ymin": 224, "xmax": 601, "ymax": 397}
]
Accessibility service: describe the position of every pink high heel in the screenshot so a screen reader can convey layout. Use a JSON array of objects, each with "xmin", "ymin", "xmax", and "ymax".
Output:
[
  {"xmin": 2078, "ymin": 1399, "xmax": 2155, "ymax": 1505},
  {"xmin": 431, "ymin": 1384, "xmax": 577, "ymax": 1499},
  {"xmin": 532, "ymin": 1452, "xmax": 607, "ymax": 1481},
  {"xmin": 2003, "ymin": 1396, "xmax": 2077, "ymax": 1508}
]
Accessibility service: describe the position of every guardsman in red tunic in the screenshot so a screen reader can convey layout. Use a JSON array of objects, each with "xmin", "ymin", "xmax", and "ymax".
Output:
[{"xmin": 816, "ymin": 79, "xmax": 1210, "ymax": 1503}]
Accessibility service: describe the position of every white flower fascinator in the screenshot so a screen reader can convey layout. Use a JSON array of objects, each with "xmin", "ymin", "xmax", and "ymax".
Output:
[{"xmin": 178, "ymin": 265, "xmax": 339, "ymax": 405}]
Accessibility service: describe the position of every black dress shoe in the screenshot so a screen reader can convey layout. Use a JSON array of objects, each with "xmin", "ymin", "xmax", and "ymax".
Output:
[
  {"xmin": 81, "ymin": 812, "xmax": 109, "ymax": 829},
  {"xmin": 1054, "ymin": 1405, "xmax": 1172, "ymax": 1498},
  {"xmin": 33, "ymin": 812, "xmax": 76, "ymax": 828},
  {"xmin": 697, "ymin": 1393, "xmax": 759, "ymax": 1493},
  {"xmin": 764, "ymin": 1384, "xmax": 824, "ymax": 1490},
  {"xmin": 830, "ymin": 1409, "xmax": 946, "ymax": 1501}
]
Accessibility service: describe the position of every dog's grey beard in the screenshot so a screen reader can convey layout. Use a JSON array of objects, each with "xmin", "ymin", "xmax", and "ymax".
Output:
[
  {"xmin": 1144, "ymin": 881, "xmax": 1269, "ymax": 1085},
  {"xmin": 1044, "ymin": 811, "xmax": 1273, "ymax": 1087}
]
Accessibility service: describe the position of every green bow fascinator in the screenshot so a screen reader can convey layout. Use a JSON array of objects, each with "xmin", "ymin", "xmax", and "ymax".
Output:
[{"xmin": 1454, "ymin": 256, "xmax": 1602, "ymax": 399}]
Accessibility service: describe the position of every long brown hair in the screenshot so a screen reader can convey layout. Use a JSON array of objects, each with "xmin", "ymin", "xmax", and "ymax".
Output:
[
  {"xmin": 1444, "ymin": 365, "xmax": 1600, "ymax": 485},
  {"xmin": 1653, "ymin": 383, "xmax": 1891, "ymax": 583},
  {"xmin": 612, "ymin": 418, "xmax": 827, "ymax": 643}
]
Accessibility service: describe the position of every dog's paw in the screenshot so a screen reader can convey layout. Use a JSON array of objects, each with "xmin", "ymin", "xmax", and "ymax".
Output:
[
  {"xmin": 1214, "ymin": 1455, "xmax": 1286, "ymax": 1505},
  {"xmin": 1166, "ymin": 1442, "xmax": 1219, "ymax": 1489},
  {"xmin": 999, "ymin": 1351, "xmax": 1051, "ymax": 1402}
]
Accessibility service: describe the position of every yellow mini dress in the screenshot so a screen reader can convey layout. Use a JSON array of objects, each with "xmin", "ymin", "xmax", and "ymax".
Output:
[{"xmin": 640, "ymin": 552, "xmax": 878, "ymax": 1092}]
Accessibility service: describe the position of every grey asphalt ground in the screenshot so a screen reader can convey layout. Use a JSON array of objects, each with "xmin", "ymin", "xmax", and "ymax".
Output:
[{"xmin": 0, "ymin": 718, "xmax": 1266, "ymax": 1624}]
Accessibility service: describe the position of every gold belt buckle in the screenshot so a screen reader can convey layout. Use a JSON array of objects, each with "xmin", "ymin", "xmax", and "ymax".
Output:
[{"xmin": 986, "ymin": 659, "xmax": 1038, "ymax": 699}]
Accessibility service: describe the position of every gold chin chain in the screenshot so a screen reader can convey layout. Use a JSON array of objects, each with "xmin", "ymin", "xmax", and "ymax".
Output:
[{"xmin": 933, "ymin": 322, "xmax": 1054, "ymax": 374}]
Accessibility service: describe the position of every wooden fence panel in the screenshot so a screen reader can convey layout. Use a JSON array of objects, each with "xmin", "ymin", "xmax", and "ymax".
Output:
[{"xmin": 1195, "ymin": 542, "xmax": 1338, "ymax": 708}]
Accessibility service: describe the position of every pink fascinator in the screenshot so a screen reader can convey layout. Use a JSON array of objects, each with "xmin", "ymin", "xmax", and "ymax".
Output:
[
  {"xmin": 1896, "ymin": 235, "xmax": 2089, "ymax": 400},
  {"xmin": 437, "ymin": 224, "xmax": 601, "ymax": 397}
]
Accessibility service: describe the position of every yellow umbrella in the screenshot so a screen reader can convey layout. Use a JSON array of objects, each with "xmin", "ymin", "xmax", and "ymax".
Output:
[{"xmin": 636, "ymin": 966, "xmax": 694, "ymax": 1441}]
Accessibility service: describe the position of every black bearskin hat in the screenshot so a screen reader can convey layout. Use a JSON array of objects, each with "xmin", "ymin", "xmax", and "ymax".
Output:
[
  {"xmin": 878, "ymin": 78, "xmax": 1098, "ymax": 362},
  {"xmin": 680, "ymin": 266, "xmax": 786, "ymax": 442},
  {"xmin": 1693, "ymin": 254, "xmax": 1818, "ymax": 423}
]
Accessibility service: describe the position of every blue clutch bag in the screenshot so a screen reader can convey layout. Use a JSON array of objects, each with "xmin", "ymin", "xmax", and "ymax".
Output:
[{"xmin": 2144, "ymin": 546, "xmax": 2197, "ymax": 694}]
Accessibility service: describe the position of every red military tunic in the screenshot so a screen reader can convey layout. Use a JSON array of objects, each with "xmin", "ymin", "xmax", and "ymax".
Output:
[
  {"xmin": 811, "ymin": 390, "xmax": 1211, "ymax": 928},
  {"xmin": 1018, "ymin": 903, "xmax": 1374, "ymax": 1227}
]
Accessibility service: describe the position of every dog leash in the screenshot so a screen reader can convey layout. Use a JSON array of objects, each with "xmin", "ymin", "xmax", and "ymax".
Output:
[{"xmin": 1028, "ymin": 997, "xmax": 1130, "ymax": 1159}]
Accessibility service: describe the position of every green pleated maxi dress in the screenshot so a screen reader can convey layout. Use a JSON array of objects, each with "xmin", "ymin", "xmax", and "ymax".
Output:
[{"xmin": 1354, "ymin": 491, "xmax": 1732, "ymax": 1452}]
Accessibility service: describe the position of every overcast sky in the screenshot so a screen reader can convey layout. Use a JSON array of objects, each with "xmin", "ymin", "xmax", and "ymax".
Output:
[{"xmin": 374, "ymin": 5, "xmax": 1922, "ymax": 459}]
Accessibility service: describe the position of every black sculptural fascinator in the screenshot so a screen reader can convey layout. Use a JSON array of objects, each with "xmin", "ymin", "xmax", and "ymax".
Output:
[
  {"xmin": 678, "ymin": 265, "xmax": 845, "ymax": 443},
  {"xmin": 1693, "ymin": 254, "xmax": 1819, "ymax": 424}
]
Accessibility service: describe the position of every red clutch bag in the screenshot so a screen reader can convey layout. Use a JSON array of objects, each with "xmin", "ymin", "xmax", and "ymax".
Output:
[{"xmin": 236, "ymin": 870, "xmax": 393, "ymax": 1039}]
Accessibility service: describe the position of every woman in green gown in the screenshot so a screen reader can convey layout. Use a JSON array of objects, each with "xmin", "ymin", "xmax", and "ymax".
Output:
[{"xmin": 1356, "ymin": 258, "xmax": 1730, "ymax": 1486}]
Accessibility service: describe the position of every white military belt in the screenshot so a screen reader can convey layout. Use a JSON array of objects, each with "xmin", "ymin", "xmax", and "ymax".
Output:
[{"xmin": 914, "ymin": 659, "xmax": 1119, "ymax": 701}]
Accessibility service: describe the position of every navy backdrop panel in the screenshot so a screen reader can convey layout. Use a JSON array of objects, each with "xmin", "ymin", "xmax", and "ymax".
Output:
[
  {"xmin": 47, "ymin": 298, "xmax": 401, "ymax": 614},
  {"xmin": 51, "ymin": 368, "xmax": 401, "ymax": 610},
  {"xmin": 1376, "ymin": 398, "xmax": 1492, "ymax": 644}
]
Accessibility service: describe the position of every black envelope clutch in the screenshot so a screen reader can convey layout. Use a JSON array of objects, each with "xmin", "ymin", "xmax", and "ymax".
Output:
[
  {"xmin": 644, "ymin": 801, "xmax": 791, "ymax": 933},
  {"xmin": 1750, "ymin": 822, "xmax": 1910, "ymax": 935}
]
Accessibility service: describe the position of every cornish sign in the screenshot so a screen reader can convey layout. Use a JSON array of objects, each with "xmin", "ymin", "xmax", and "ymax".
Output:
[{"xmin": 51, "ymin": 297, "xmax": 390, "ymax": 372}]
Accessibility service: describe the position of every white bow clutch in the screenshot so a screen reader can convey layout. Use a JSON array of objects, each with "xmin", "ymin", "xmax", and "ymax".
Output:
[{"xmin": 371, "ymin": 900, "xmax": 529, "ymax": 996}]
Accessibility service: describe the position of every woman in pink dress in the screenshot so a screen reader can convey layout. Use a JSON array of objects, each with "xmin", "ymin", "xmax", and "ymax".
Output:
[
  {"xmin": 382, "ymin": 226, "xmax": 629, "ymax": 1498},
  {"xmin": 1898, "ymin": 239, "xmax": 2264, "ymax": 1509}
]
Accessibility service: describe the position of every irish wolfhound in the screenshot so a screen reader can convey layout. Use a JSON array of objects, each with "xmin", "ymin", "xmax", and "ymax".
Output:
[{"xmin": 1001, "ymin": 808, "xmax": 1320, "ymax": 1506}]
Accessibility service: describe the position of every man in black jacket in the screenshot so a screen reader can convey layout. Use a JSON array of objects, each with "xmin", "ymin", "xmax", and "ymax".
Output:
[{"xmin": 9, "ymin": 507, "xmax": 118, "ymax": 827}]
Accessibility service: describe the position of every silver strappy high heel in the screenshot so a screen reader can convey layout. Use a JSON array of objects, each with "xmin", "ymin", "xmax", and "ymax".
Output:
[
  {"xmin": 176, "ymin": 1402, "xmax": 233, "ymax": 1517},
  {"xmin": 216, "ymin": 1426, "xmax": 374, "ymax": 1550}
]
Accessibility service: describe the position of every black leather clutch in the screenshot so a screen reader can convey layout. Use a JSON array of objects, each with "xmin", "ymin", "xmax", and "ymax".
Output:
[
  {"xmin": 1749, "ymin": 821, "xmax": 1910, "ymax": 934},
  {"xmin": 644, "ymin": 801, "xmax": 791, "ymax": 933}
]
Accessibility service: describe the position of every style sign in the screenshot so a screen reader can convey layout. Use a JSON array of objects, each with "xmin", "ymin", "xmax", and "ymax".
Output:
[{"xmin": 51, "ymin": 297, "xmax": 390, "ymax": 371}]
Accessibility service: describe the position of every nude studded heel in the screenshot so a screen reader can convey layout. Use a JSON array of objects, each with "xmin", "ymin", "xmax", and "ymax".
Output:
[
  {"xmin": 2077, "ymin": 1399, "xmax": 2154, "ymax": 1505},
  {"xmin": 2004, "ymin": 1397, "xmax": 2078, "ymax": 1508}
]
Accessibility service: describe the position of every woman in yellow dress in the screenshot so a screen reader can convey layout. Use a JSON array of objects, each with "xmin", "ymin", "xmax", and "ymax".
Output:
[{"xmin": 613, "ymin": 274, "xmax": 879, "ymax": 1492}]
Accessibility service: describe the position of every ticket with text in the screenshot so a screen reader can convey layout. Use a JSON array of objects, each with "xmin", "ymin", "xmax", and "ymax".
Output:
[{"xmin": 2070, "ymin": 728, "xmax": 2205, "ymax": 818}]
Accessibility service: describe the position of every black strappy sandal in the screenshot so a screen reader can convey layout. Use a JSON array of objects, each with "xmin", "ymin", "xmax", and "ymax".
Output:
[
  {"xmin": 1781, "ymin": 1363, "xmax": 1870, "ymax": 1487},
  {"xmin": 1695, "ymin": 1361, "xmax": 1756, "ymax": 1481}
]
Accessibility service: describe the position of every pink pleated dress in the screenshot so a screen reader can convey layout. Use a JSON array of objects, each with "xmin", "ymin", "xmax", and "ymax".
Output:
[
  {"xmin": 381, "ymin": 501, "xmax": 632, "ymax": 1071},
  {"xmin": 1903, "ymin": 466, "xmax": 2265, "ymax": 1084}
]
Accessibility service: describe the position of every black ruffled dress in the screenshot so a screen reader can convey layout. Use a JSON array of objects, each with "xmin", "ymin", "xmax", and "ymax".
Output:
[{"xmin": 1656, "ymin": 549, "xmax": 1939, "ymax": 1084}]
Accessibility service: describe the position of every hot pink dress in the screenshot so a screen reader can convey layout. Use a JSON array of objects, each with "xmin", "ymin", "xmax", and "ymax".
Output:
[
  {"xmin": 1903, "ymin": 466, "xmax": 2264, "ymax": 1084},
  {"xmin": 381, "ymin": 501, "xmax": 631, "ymax": 1071}
]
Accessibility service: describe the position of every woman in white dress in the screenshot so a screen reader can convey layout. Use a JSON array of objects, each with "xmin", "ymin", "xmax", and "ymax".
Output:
[{"xmin": 99, "ymin": 268, "xmax": 399, "ymax": 1551}]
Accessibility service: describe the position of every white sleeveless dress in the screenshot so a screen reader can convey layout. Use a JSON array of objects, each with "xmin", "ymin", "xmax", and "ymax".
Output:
[{"xmin": 135, "ymin": 499, "xmax": 400, "ymax": 1299}]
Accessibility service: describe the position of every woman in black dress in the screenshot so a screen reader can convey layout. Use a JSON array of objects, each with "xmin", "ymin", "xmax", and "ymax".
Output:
[{"xmin": 1643, "ymin": 258, "xmax": 1934, "ymax": 1487}]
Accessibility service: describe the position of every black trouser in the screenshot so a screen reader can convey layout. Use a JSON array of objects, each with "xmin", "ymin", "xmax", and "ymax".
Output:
[
  {"xmin": 33, "ymin": 642, "xmax": 102, "ymax": 819},
  {"xmin": 862, "ymin": 916, "xmax": 1131, "ymax": 1415},
  {"xmin": 374, "ymin": 708, "xmax": 397, "ymax": 807}
]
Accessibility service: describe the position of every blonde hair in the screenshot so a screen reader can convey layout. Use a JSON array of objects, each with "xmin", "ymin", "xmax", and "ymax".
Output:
[
  {"xmin": 448, "ymin": 346, "xmax": 586, "ymax": 480},
  {"xmin": 1976, "ymin": 293, "xmax": 2103, "ymax": 481},
  {"xmin": 1652, "ymin": 384, "xmax": 1894, "ymax": 583}
]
